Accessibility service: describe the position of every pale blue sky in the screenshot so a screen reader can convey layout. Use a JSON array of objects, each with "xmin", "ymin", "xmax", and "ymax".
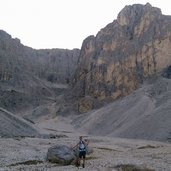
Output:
[{"xmin": 0, "ymin": 0, "xmax": 170, "ymax": 49}]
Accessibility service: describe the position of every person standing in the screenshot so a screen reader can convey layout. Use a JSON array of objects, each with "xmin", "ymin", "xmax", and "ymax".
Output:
[{"xmin": 74, "ymin": 136, "xmax": 89, "ymax": 168}]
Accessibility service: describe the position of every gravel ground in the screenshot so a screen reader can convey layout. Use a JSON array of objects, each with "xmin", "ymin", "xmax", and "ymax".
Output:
[{"xmin": 0, "ymin": 135, "xmax": 170, "ymax": 171}]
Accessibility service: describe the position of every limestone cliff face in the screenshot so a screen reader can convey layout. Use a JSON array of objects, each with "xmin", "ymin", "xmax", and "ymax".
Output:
[
  {"xmin": 0, "ymin": 30, "xmax": 80, "ymax": 85},
  {"xmin": 0, "ymin": 30, "xmax": 80, "ymax": 111},
  {"xmin": 74, "ymin": 3, "xmax": 171, "ymax": 109},
  {"xmin": 34, "ymin": 48, "xmax": 80, "ymax": 84}
]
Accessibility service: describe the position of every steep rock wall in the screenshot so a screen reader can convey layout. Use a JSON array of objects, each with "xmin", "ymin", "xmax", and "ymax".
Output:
[{"xmin": 74, "ymin": 3, "xmax": 171, "ymax": 112}]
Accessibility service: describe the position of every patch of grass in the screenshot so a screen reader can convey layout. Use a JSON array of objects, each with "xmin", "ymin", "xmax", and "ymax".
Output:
[
  {"xmin": 114, "ymin": 164, "xmax": 155, "ymax": 171},
  {"xmin": 137, "ymin": 145, "xmax": 159, "ymax": 149},
  {"xmin": 40, "ymin": 133, "xmax": 68, "ymax": 139},
  {"xmin": 86, "ymin": 156, "xmax": 99, "ymax": 160},
  {"xmin": 13, "ymin": 135, "xmax": 36, "ymax": 140},
  {"xmin": 48, "ymin": 134, "xmax": 68, "ymax": 139},
  {"xmin": 43, "ymin": 128, "xmax": 58, "ymax": 132},
  {"xmin": 95, "ymin": 147, "xmax": 120, "ymax": 152},
  {"xmin": 9, "ymin": 160, "xmax": 44, "ymax": 167}
]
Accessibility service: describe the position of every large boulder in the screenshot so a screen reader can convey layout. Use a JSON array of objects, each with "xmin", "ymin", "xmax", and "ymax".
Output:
[{"xmin": 47, "ymin": 145, "xmax": 76, "ymax": 165}]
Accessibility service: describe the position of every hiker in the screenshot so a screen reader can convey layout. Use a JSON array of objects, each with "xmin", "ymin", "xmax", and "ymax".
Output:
[{"xmin": 73, "ymin": 136, "xmax": 89, "ymax": 168}]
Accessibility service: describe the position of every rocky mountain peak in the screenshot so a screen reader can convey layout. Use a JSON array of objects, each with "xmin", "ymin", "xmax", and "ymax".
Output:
[
  {"xmin": 74, "ymin": 3, "xmax": 171, "ymax": 113},
  {"xmin": 0, "ymin": 30, "xmax": 11, "ymax": 40},
  {"xmin": 117, "ymin": 3, "xmax": 161, "ymax": 27}
]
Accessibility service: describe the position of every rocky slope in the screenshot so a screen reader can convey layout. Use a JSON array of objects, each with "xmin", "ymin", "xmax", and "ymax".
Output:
[
  {"xmin": 0, "ymin": 107, "xmax": 38, "ymax": 137},
  {"xmin": 73, "ymin": 3, "xmax": 171, "ymax": 113},
  {"xmin": 73, "ymin": 74, "xmax": 171, "ymax": 142}
]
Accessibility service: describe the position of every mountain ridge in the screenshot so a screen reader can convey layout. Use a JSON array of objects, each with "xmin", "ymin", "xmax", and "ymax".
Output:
[
  {"xmin": 73, "ymin": 3, "xmax": 171, "ymax": 113},
  {"xmin": 0, "ymin": 3, "xmax": 171, "ymax": 143},
  {"xmin": 0, "ymin": 30, "xmax": 80, "ymax": 113}
]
